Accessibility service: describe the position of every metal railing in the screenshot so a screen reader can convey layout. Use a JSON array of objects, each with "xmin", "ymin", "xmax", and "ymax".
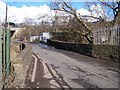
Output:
[
  {"xmin": 0, "ymin": 23, "xmax": 11, "ymax": 89},
  {"xmin": 0, "ymin": 23, "xmax": 3, "ymax": 89},
  {"xmin": 93, "ymin": 25, "xmax": 120, "ymax": 45}
]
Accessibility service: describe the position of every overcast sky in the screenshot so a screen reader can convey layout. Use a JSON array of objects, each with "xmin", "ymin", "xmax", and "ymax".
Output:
[{"xmin": 0, "ymin": 0, "xmax": 113, "ymax": 23}]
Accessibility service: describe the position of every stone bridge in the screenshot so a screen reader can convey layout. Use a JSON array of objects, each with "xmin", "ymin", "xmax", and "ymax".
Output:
[{"xmin": 10, "ymin": 27, "xmax": 26, "ymax": 38}]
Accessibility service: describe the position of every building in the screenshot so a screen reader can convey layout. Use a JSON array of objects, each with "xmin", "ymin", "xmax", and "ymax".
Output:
[
  {"xmin": 29, "ymin": 32, "xmax": 52, "ymax": 43},
  {"xmin": 42, "ymin": 32, "xmax": 52, "ymax": 42},
  {"xmin": 29, "ymin": 35, "xmax": 42, "ymax": 42}
]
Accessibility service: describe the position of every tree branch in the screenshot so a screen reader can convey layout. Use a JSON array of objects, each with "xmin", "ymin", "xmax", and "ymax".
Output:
[
  {"xmin": 98, "ymin": 0, "xmax": 115, "ymax": 9},
  {"xmin": 82, "ymin": 15, "xmax": 101, "ymax": 20}
]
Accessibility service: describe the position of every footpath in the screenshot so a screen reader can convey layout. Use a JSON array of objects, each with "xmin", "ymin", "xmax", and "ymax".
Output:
[{"xmin": 25, "ymin": 53, "xmax": 60, "ymax": 89}]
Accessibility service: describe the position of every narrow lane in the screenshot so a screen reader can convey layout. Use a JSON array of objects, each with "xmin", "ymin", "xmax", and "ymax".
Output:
[{"xmin": 32, "ymin": 43, "xmax": 119, "ymax": 89}]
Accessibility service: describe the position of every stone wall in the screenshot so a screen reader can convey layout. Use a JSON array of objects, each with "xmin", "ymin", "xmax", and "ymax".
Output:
[
  {"xmin": 47, "ymin": 39, "xmax": 92, "ymax": 56},
  {"xmin": 92, "ymin": 45, "xmax": 119, "ymax": 62},
  {"xmin": 47, "ymin": 39, "xmax": 119, "ymax": 62},
  {"xmin": 9, "ymin": 42, "xmax": 32, "ymax": 88}
]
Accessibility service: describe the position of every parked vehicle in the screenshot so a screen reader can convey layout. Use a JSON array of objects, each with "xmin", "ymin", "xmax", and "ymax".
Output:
[{"xmin": 19, "ymin": 38, "xmax": 24, "ymax": 41}]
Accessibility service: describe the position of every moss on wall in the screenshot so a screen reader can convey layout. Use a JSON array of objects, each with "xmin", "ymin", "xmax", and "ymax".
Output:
[{"xmin": 92, "ymin": 45, "xmax": 119, "ymax": 61}]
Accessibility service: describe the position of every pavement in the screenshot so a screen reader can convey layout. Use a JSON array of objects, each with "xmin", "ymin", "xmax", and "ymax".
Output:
[
  {"xmin": 25, "ymin": 54, "xmax": 60, "ymax": 89},
  {"xmin": 25, "ymin": 43, "xmax": 119, "ymax": 90}
]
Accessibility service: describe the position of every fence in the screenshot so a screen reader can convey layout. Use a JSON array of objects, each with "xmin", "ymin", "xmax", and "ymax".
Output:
[
  {"xmin": 0, "ymin": 23, "xmax": 11, "ymax": 89},
  {"xmin": 93, "ymin": 25, "xmax": 120, "ymax": 45},
  {"xmin": 0, "ymin": 23, "xmax": 2, "ymax": 89}
]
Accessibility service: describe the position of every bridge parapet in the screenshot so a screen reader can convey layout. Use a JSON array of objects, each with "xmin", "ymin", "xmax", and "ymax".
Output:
[{"xmin": 4, "ymin": 42, "xmax": 32, "ymax": 88}]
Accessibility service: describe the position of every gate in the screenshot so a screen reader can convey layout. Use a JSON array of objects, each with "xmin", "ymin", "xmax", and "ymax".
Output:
[{"xmin": 0, "ymin": 22, "xmax": 11, "ymax": 88}]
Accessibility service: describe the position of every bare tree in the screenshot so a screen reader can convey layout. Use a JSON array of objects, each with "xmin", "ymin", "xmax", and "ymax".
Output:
[
  {"xmin": 50, "ymin": 0, "xmax": 120, "ymax": 44},
  {"xmin": 50, "ymin": 1, "xmax": 93, "ymax": 43},
  {"xmin": 37, "ymin": 14, "xmax": 52, "ymax": 32},
  {"xmin": 89, "ymin": 1, "xmax": 120, "ymax": 44},
  {"xmin": 97, "ymin": 0, "xmax": 120, "ymax": 23}
]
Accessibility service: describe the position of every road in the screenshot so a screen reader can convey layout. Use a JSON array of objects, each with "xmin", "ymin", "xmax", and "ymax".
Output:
[{"xmin": 30, "ymin": 43, "xmax": 119, "ymax": 89}]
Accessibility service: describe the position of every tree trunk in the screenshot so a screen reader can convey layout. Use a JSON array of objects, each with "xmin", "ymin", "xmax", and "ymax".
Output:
[{"xmin": 84, "ymin": 34, "xmax": 93, "ymax": 44}]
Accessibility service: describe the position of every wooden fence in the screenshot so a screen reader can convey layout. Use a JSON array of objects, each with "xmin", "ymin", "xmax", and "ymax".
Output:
[{"xmin": 93, "ymin": 25, "xmax": 120, "ymax": 45}]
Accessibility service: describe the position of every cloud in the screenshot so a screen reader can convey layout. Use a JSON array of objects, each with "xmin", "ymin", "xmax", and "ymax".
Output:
[
  {"xmin": 0, "ymin": 1, "xmax": 53, "ymax": 23},
  {"xmin": 0, "ymin": 1, "xmax": 6, "ymax": 22},
  {"xmin": 77, "ymin": 8, "xmax": 91, "ymax": 16},
  {"xmin": 0, "ymin": 1, "xmax": 109, "ymax": 23},
  {"xmin": 90, "ymin": 4, "xmax": 106, "ymax": 18},
  {"xmin": 77, "ymin": 8, "xmax": 96, "ymax": 22},
  {"xmin": 77, "ymin": 4, "xmax": 108, "ymax": 22}
]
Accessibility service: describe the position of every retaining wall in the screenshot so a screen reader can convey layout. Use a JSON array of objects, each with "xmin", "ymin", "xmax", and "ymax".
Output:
[
  {"xmin": 10, "ymin": 42, "xmax": 32, "ymax": 88},
  {"xmin": 92, "ymin": 45, "xmax": 119, "ymax": 62},
  {"xmin": 47, "ymin": 39, "xmax": 119, "ymax": 62}
]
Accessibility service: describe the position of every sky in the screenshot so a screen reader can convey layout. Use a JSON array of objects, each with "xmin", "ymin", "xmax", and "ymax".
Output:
[{"xmin": 0, "ymin": 0, "xmax": 114, "ymax": 23}]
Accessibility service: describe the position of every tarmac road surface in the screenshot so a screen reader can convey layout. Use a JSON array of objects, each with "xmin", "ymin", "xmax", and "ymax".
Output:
[{"xmin": 29, "ymin": 43, "xmax": 119, "ymax": 89}]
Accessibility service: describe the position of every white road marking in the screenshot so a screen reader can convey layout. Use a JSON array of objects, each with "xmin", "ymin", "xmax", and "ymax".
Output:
[
  {"xmin": 42, "ymin": 62, "xmax": 60, "ymax": 88},
  {"xmin": 42, "ymin": 61, "xmax": 53, "ymax": 79},
  {"xmin": 36, "ymin": 55, "xmax": 60, "ymax": 88},
  {"xmin": 31, "ymin": 54, "xmax": 38, "ymax": 82},
  {"xmin": 37, "ymin": 82, "xmax": 40, "ymax": 85}
]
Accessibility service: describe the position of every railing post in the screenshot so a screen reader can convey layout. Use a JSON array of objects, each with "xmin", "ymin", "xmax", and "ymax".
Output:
[
  {"xmin": 20, "ymin": 43, "xmax": 22, "ymax": 51},
  {"xmin": 0, "ymin": 23, "xmax": 3, "ymax": 87},
  {"xmin": 6, "ymin": 28, "xmax": 10, "ymax": 75},
  {"xmin": 3, "ymin": 25, "xmax": 6, "ymax": 79}
]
